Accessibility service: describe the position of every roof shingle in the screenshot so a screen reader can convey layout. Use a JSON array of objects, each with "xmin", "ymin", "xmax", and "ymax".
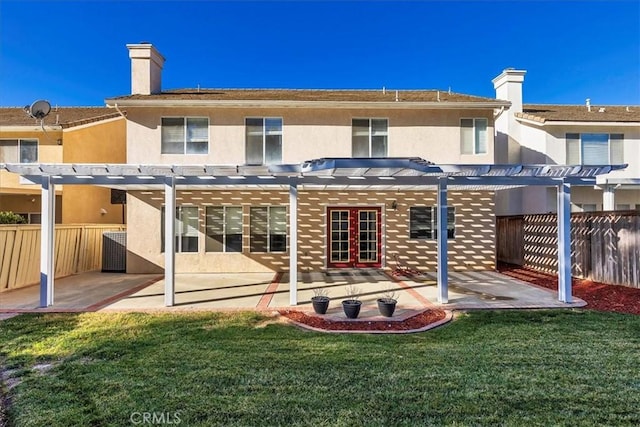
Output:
[
  {"xmin": 518, "ymin": 104, "xmax": 640, "ymax": 123},
  {"xmin": 107, "ymin": 88, "xmax": 499, "ymax": 103},
  {"xmin": 0, "ymin": 107, "xmax": 123, "ymax": 128}
]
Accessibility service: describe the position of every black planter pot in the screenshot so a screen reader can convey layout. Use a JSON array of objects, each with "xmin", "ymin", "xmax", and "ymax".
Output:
[
  {"xmin": 377, "ymin": 298, "xmax": 397, "ymax": 317},
  {"xmin": 311, "ymin": 296, "xmax": 330, "ymax": 314},
  {"xmin": 342, "ymin": 300, "xmax": 362, "ymax": 319}
]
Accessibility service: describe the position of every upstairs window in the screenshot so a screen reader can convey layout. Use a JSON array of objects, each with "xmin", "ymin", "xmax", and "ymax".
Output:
[
  {"xmin": 409, "ymin": 206, "xmax": 455, "ymax": 240},
  {"xmin": 566, "ymin": 133, "xmax": 623, "ymax": 165},
  {"xmin": 352, "ymin": 118, "xmax": 388, "ymax": 157},
  {"xmin": 246, "ymin": 118, "xmax": 282, "ymax": 165},
  {"xmin": 460, "ymin": 118, "xmax": 487, "ymax": 154},
  {"xmin": 161, "ymin": 117, "xmax": 209, "ymax": 154},
  {"xmin": 0, "ymin": 139, "xmax": 38, "ymax": 163},
  {"xmin": 250, "ymin": 206, "xmax": 286, "ymax": 252}
]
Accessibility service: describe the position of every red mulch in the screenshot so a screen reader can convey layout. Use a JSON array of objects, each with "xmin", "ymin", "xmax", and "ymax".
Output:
[
  {"xmin": 278, "ymin": 309, "xmax": 447, "ymax": 332},
  {"xmin": 498, "ymin": 264, "xmax": 640, "ymax": 315}
]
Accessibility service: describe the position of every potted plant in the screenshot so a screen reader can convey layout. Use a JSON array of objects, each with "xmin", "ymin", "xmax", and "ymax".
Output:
[
  {"xmin": 311, "ymin": 287, "xmax": 330, "ymax": 314},
  {"xmin": 341, "ymin": 285, "xmax": 362, "ymax": 319},
  {"xmin": 377, "ymin": 289, "xmax": 398, "ymax": 317}
]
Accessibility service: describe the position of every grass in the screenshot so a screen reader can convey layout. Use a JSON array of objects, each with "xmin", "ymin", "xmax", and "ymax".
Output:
[{"xmin": 0, "ymin": 310, "xmax": 639, "ymax": 426}]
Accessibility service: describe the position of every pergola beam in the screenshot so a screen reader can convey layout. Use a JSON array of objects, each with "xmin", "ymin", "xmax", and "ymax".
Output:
[
  {"xmin": 557, "ymin": 181, "xmax": 572, "ymax": 303},
  {"xmin": 437, "ymin": 177, "xmax": 448, "ymax": 303},
  {"xmin": 289, "ymin": 183, "xmax": 298, "ymax": 305},
  {"xmin": 39, "ymin": 175, "xmax": 55, "ymax": 308},
  {"xmin": 164, "ymin": 176, "xmax": 176, "ymax": 307}
]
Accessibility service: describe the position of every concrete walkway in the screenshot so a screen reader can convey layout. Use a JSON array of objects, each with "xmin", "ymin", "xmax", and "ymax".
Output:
[{"xmin": 0, "ymin": 270, "xmax": 586, "ymax": 315}]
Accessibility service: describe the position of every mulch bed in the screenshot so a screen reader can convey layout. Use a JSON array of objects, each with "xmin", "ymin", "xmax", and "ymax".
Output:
[
  {"xmin": 498, "ymin": 264, "xmax": 640, "ymax": 315},
  {"xmin": 278, "ymin": 309, "xmax": 447, "ymax": 332}
]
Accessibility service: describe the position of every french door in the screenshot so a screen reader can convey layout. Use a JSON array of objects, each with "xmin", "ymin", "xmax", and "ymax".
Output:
[{"xmin": 327, "ymin": 207, "xmax": 382, "ymax": 268}]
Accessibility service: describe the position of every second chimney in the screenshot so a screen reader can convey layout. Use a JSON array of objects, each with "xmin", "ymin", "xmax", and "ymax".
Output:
[{"xmin": 127, "ymin": 43, "xmax": 165, "ymax": 95}]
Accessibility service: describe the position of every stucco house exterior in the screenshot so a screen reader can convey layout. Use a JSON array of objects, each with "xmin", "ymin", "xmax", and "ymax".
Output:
[
  {"xmin": 493, "ymin": 69, "xmax": 640, "ymax": 216},
  {"xmin": 0, "ymin": 107, "xmax": 127, "ymax": 224},
  {"xmin": 106, "ymin": 43, "xmax": 510, "ymax": 275}
]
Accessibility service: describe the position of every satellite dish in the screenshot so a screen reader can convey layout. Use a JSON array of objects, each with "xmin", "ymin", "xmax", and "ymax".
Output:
[{"xmin": 25, "ymin": 100, "xmax": 51, "ymax": 120}]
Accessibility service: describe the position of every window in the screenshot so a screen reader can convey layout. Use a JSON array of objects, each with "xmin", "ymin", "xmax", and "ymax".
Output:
[
  {"xmin": 161, "ymin": 206, "xmax": 199, "ymax": 253},
  {"xmin": 246, "ymin": 118, "xmax": 282, "ymax": 165},
  {"xmin": 15, "ymin": 213, "xmax": 41, "ymax": 224},
  {"xmin": 352, "ymin": 118, "xmax": 388, "ymax": 157},
  {"xmin": 0, "ymin": 139, "xmax": 38, "ymax": 163},
  {"xmin": 161, "ymin": 117, "xmax": 208, "ymax": 154},
  {"xmin": 205, "ymin": 206, "xmax": 243, "ymax": 252},
  {"xmin": 250, "ymin": 206, "xmax": 286, "ymax": 252},
  {"xmin": 566, "ymin": 133, "xmax": 623, "ymax": 165},
  {"xmin": 616, "ymin": 204, "xmax": 631, "ymax": 211},
  {"xmin": 460, "ymin": 118, "xmax": 488, "ymax": 154},
  {"xmin": 409, "ymin": 206, "xmax": 455, "ymax": 239}
]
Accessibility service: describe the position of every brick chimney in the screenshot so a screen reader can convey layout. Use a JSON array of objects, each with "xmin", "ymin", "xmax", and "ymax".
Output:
[{"xmin": 127, "ymin": 43, "xmax": 165, "ymax": 95}]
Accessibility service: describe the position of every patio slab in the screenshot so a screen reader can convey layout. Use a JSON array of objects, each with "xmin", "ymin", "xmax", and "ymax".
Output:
[
  {"xmin": 0, "ymin": 269, "xmax": 586, "ymax": 315},
  {"xmin": 103, "ymin": 273, "xmax": 277, "ymax": 310},
  {"xmin": 395, "ymin": 270, "xmax": 586, "ymax": 309},
  {"xmin": 0, "ymin": 272, "xmax": 160, "ymax": 311}
]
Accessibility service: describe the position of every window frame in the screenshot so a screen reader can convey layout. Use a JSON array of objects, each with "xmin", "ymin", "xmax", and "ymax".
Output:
[
  {"xmin": 249, "ymin": 206, "xmax": 287, "ymax": 253},
  {"xmin": 351, "ymin": 118, "xmax": 389, "ymax": 158},
  {"xmin": 460, "ymin": 118, "xmax": 488, "ymax": 155},
  {"xmin": 245, "ymin": 117, "xmax": 283, "ymax": 165},
  {"xmin": 205, "ymin": 206, "xmax": 243, "ymax": 253},
  {"xmin": 161, "ymin": 205, "xmax": 200, "ymax": 253},
  {"xmin": 160, "ymin": 116, "xmax": 209, "ymax": 155},
  {"xmin": 565, "ymin": 133, "xmax": 624, "ymax": 165},
  {"xmin": 409, "ymin": 206, "xmax": 456, "ymax": 240},
  {"xmin": 0, "ymin": 138, "xmax": 39, "ymax": 163}
]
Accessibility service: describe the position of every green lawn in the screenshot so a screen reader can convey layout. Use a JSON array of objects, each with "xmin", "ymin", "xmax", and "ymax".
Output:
[{"xmin": 0, "ymin": 310, "xmax": 639, "ymax": 426}]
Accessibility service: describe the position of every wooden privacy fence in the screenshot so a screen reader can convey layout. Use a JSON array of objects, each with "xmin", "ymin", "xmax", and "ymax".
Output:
[
  {"xmin": 497, "ymin": 212, "xmax": 640, "ymax": 288},
  {"xmin": 0, "ymin": 224, "xmax": 126, "ymax": 292}
]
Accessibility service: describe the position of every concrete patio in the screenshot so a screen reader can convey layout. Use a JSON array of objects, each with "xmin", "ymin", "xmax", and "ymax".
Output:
[{"xmin": 0, "ymin": 269, "xmax": 586, "ymax": 315}]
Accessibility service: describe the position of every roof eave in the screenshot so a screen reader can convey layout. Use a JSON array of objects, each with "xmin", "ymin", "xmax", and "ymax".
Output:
[
  {"xmin": 515, "ymin": 117, "xmax": 639, "ymax": 127},
  {"xmin": 105, "ymin": 98, "xmax": 511, "ymax": 110},
  {"xmin": 0, "ymin": 125, "xmax": 63, "ymax": 132}
]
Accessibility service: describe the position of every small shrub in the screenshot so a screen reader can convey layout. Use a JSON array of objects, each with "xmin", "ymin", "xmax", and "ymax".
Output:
[{"xmin": 0, "ymin": 211, "xmax": 27, "ymax": 224}]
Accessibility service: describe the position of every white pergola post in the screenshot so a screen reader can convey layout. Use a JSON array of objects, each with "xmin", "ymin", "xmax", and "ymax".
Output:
[
  {"xmin": 39, "ymin": 175, "xmax": 55, "ymax": 308},
  {"xmin": 602, "ymin": 185, "xmax": 615, "ymax": 211},
  {"xmin": 437, "ymin": 177, "xmax": 448, "ymax": 303},
  {"xmin": 557, "ymin": 180, "xmax": 572, "ymax": 303},
  {"xmin": 164, "ymin": 176, "xmax": 176, "ymax": 307},
  {"xmin": 289, "ymin": 183, "xmax": 298, "ymax": 306}
]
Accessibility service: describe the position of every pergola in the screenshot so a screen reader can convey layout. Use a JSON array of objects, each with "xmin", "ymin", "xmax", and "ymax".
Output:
[{"xmin": 1, "ymin": 158, "xmax": 625, "ymax": 308}]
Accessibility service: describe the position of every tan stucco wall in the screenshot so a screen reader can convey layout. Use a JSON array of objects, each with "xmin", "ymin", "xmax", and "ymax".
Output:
[
  {"xmin": 61, "ymin": 118, "xmax": 127, "ymax": 223},
  {"xmin": 125, "ymin": 107, "xmax": 495, "ymax": 165},
  {"xmin": 126, "ymin": 189, "xmax": 495, "ymax": 274},
  {"xmin": 0, "ymin": 194, "xmax": 62, "ymax": 222},
  {"xmin": 0, "ymin": 129, "xmax": 63, "ymax": 193}
]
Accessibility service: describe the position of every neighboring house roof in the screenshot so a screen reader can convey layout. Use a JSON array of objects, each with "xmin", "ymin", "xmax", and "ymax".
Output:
[
  {"xmin": 107, "ymin": 88, "xmax": 509, "ymax": 108},
  {"xmin": 0, "ymin": 107, "xmax": 123, "ymax": 129},
  {"xmin": 517, "ymin": 104, "xmax": 640, "ymax": 123}
]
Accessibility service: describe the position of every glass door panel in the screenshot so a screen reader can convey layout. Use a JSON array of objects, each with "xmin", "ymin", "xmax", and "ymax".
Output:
[{"xmin": 327, "ymin": 207, "xmax": 381, "ymax": 268}]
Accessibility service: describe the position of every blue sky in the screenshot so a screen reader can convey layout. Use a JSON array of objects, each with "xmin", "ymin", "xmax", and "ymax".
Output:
[{"xmin": 1, "ymin": 0, "xmax": 638, "ymax": 107}]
